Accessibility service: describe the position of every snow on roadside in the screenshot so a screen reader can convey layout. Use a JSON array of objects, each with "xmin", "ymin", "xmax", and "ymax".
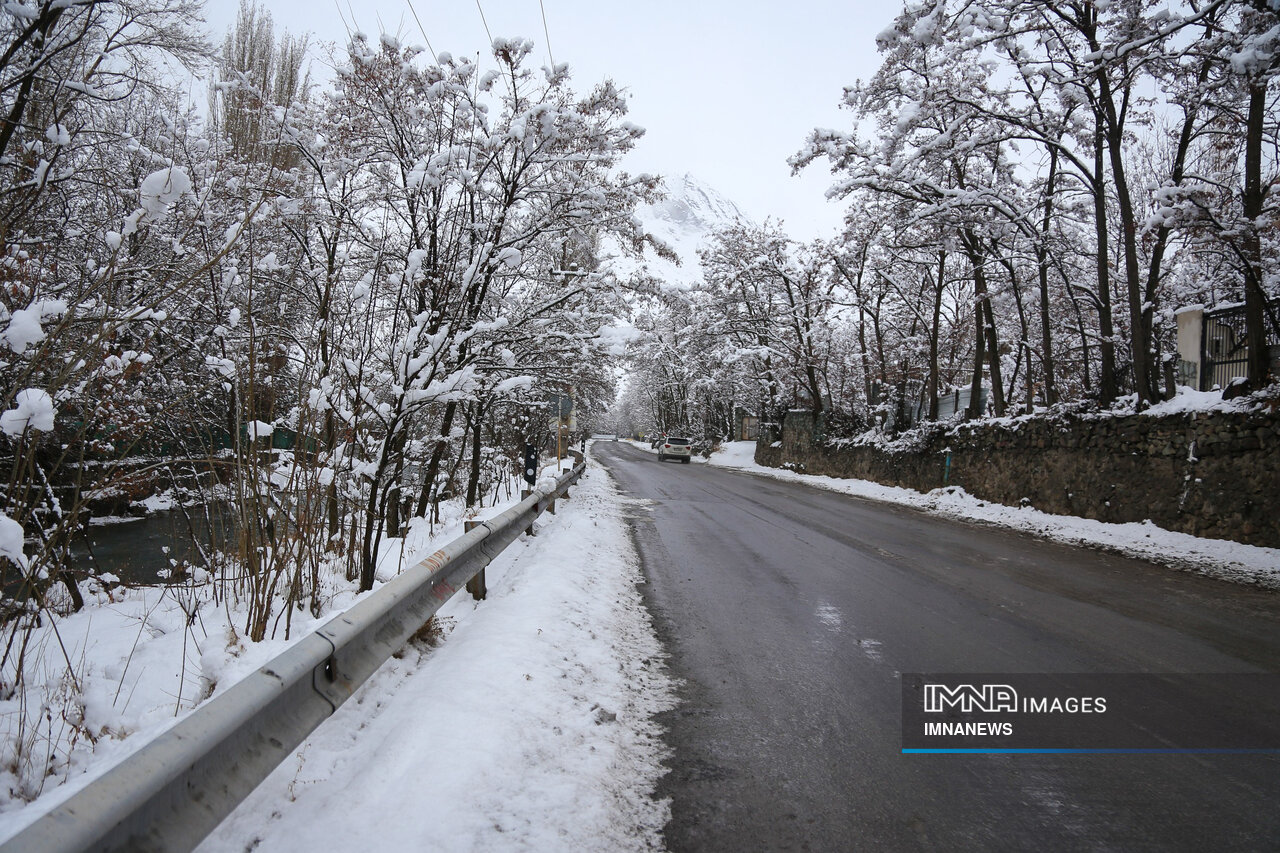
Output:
[
  {"xmin": 0, "ymin": 485, "xmax": 487, "ymax": 829},
  {"xmin": 708, "ymin": 442, "xmax": 1280, "ymax": 589},
  {"xmin": 198, "ymin": 463, "xmax": 674, "ymax": 853},
  {"xmin": 0, "ymin": 461, "xmax": 612, "ymax": 836}
]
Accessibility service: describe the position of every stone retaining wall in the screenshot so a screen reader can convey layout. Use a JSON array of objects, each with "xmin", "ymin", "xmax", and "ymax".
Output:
[{"xmin": 756, "ymin": 409, "xmax": 1280, "ymax": 548}]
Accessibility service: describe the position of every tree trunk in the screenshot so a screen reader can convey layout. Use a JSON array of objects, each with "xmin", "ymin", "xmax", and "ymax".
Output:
[
  {"xmin": 873, "ymin": 289, "xmax": 888, "ymax": 386},
  {"xmin": 982, "ymin": 294, "xmax": 1006, "ymax": 417},
  {"xmin": 1037, "ymin": 147, "xmax": 1060, "ymax": 405},
  {"xmin": 415, "ymin": 400, "xmax": 457, "ymax": 517},
  {"xmin": 1244, "ymin": 83, "xmax": 1271, "ymax": 389},
  {"xmin": 323, "ymin": 410, "xmax": 339, "ymax": 541},
  {"xmin": 384, "ymin": 427, "xmax": 408, "ymax": 538},
  {"xmin": 359, "ymin": 424, "xmax": 400, "ymax": 592},
  {"xmin": 927, "ymin": 249, "xmax": 946, "ymax": 420},
  {"xmin": 465, "ymin": 401, "xmax": 485, "ymax": 508},
  {"xmin": 968, "ymin": 290, "xmax": 986, "ymax": 419},
  {"xmin": 964, "ymin": 233, "xmax": 1005, "ymax": 417},
  {"xmin": 857, "ymin": 307, "xmax": 874, "ymax": 406},
  {"xmin": 834, "ymin": 251, "xmax": 876, "ymax": 406},
  {"xmin": 1094, "ymin": 54, "xmax": 1159, "ymax": 405},
  {"xmin": 1093, "ymin": 111, "xmax": 1119, "ymax": 403},
  {"xmin": 999, "ymin": 251, "xmax": 1032, "ymax": 412}
]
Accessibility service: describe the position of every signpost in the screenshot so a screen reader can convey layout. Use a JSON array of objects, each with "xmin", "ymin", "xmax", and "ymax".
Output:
[
  {"xmin": 523, "ymin": 443, "xmax": 538, "ymax": 486},
  {"xmin": 548, "ymin": 390, "xmax": 574, "ymax": 463}
]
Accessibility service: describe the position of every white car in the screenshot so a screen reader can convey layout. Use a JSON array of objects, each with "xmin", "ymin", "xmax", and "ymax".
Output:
[{"xmin": 657, "ymin": 436, "xmax": 693, "ymax": 463}]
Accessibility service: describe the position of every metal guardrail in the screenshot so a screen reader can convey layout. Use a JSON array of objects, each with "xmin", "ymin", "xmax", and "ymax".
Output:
[{"xmin": 0, "ymin": 459, "xmax": 587, "ymax": 853}]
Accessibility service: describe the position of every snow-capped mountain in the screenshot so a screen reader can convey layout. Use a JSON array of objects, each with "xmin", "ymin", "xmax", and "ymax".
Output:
[
  {"xmin": 646, "ymin": 173, "xmax": 751, "ymax": 239},
  {"xmin": 610, "ymin": 173, "xmax": 754, "ymax": 290}
]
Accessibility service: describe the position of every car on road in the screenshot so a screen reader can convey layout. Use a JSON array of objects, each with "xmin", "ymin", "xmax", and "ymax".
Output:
[{"xmin": 657, "ymin": 436, "xmax": 693, "ymax": 463}]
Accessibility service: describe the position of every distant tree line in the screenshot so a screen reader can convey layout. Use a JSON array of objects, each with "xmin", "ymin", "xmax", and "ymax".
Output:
[{"xmin": 620, "ymin": 0, "xmax": 1278, "ymax": 439}]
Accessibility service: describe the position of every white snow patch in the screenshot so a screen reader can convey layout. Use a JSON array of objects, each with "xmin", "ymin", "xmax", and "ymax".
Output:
[
  {"xmin": 0, "ymin": 388, "xmax": 55, "ymax": 436},
  {"xmin": 0, "ymin": 302, "xmax": 65, "ymax": 353},
  {"xmin": 597, "ymin": 320, "xmax": 643, "ymax": 356},
  {"xmin": 0, "ymin": 466, "xmax": 674, "ymax": 851},
  {"xmin": 138, "ymin": 167, "xmax": 191, "ymax": 221},
  {"xmin": 496, "ymin": 247, "xmax": 522, "ymax": 269},
  {"xmin": 245, "ymin": 420, "xmax": 274, "ymax": 441},
  {"xmin": 0, "ymin": 512, "xmax": 26, "ymax": 569},
  {"xmin": 1139, "ymin": 387, "xmax": 1237, "ymax": 416},
  {"xmin": 1, "ymin": 309, "xmax": 44, "ymax": 353},
  {"xmin": 136, "ymin": 491, "xmax": 179, "ymax": 512}
]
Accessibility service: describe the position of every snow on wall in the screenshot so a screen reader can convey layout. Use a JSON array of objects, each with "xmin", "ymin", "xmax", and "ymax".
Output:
[{"xmin": 760, "ymin": 408, "xmax": 1280, "ymax": 550}]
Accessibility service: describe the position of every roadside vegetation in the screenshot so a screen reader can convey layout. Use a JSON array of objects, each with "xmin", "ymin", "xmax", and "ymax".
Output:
[
  {"xmin": 619, "ymin": 0, "xmax": 1280, "ymax": 441},
  {"xmin": 0, "ymin": 0, "xmax": 648, "ymax": 799}
]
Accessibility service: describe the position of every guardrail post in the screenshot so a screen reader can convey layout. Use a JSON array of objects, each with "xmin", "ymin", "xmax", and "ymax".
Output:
[
  {"xmin": 565, "ymin": 452, "xmax": 582, "ymax": 498},
  {"xmin": 462, "ymin": 521, "xmax": 487, "ymax": 600}
]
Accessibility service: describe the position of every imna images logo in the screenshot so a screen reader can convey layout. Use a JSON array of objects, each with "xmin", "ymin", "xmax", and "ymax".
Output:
[
  {"xmin": 904, "ymin": 673, "xmax": 1280, "ymax": 752},
  {"xmin": 923, "ymin": 683, "xmax": 1018, "ymax": 714}
]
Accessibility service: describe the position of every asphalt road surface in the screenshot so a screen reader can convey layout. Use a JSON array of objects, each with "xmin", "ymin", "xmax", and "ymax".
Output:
[{"xmin": 592, "ymin": 441, "xmax": 1280, "ymax": 852}]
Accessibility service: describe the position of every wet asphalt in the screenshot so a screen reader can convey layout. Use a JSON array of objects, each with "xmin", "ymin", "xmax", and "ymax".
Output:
[{"xmin": 592, "ymin": 441, "xmax": 1280, "ymax": 852}]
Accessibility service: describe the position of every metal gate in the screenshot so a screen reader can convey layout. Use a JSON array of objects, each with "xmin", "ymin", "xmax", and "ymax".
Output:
[{"xmin": 1200, "ymin": 304, "xmax": 1251, "ymax": 391}]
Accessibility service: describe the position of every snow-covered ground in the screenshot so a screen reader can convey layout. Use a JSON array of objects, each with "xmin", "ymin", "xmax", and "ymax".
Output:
[
  {"xmin": 197, "ymin": 462, "xmax": 673, "ymax": 852},
  {"xmin": 706, "ymin": 441, "xmax": 1280, "ymax": 589},
  {"xmin": 0, "ymin": 461, "xmax": 675, "ymax": 852}
]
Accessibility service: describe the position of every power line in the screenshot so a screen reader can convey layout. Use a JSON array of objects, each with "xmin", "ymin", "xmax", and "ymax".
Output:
[
  {"xmin": 474, "ymin": 0, "xmax": 494, "ymax": 46},
  {"xmin": 539, "ymin": 0, "xmax": 556, "ymax": 68},
  {"xmin": 404, "ymin": 0, "xmax": 438, "ymax": 60},
  {"xmin": 332, "ymin": 0, "xmax": 351, "ymax": 37}
]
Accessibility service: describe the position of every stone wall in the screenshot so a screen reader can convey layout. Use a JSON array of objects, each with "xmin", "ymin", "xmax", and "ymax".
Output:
[{"xmin": 755, "ymin": 409, "xmax": 1280, "ymax": 548}]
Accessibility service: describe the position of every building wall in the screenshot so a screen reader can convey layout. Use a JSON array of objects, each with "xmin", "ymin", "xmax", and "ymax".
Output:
[{"xmin": 755, "ymin": 409, "xmax": 1280, "ymax": 548}]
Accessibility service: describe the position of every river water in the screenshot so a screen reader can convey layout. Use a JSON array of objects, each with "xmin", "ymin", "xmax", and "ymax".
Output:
[{"xmin": 75, "ymin": 510, "xmax": 232, "ymax": 585}]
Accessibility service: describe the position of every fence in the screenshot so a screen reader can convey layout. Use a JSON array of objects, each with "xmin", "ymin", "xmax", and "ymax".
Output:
[
  {"xmin": 1199, "ymin": 301, "xmax": 1280, "ymax": 392},
  {"xmin": 0, "ymin": 458, "xmax": 587, "ymax": 853},
  {"xmin": 872, "ymin": 381, "xmax": 988, "ymax": 428},
  {"xmin": 933, "ymin": 387, "xmax": 987, "ymax": 421}
]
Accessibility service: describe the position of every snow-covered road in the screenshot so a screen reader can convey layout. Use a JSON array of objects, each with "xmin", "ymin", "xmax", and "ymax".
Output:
[{"xmin": 198, "ymin": 465, "xmax": 674, "ymax": 853}]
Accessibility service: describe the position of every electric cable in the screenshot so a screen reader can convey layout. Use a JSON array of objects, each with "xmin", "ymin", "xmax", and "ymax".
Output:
[
  {"xmin": 404, "ymin": 0, "xmax": 439, "ymax": 60},
  {"xmin": 539, "ymin": 0, "xmax": 556, "ymax": 68},
  {"xmin": 475, "ymin": 0, "xmax": 494, "ymax": 45}
]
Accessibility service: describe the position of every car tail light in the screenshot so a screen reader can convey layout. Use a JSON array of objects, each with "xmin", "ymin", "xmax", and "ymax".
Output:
[{"xmin": 664, "ymin": 443, "xmax": 671, "ymax": 448}]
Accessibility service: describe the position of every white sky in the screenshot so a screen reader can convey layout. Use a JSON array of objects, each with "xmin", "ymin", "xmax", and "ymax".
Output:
[{"xmin": 197, "ymin": 0, "xmax": 901, "ymax": 240}]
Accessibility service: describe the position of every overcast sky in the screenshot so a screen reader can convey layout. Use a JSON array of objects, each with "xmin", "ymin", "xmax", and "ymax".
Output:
[{"xmin": 198, "ymin": 0, "xmax": 900, "ymax": 240}]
